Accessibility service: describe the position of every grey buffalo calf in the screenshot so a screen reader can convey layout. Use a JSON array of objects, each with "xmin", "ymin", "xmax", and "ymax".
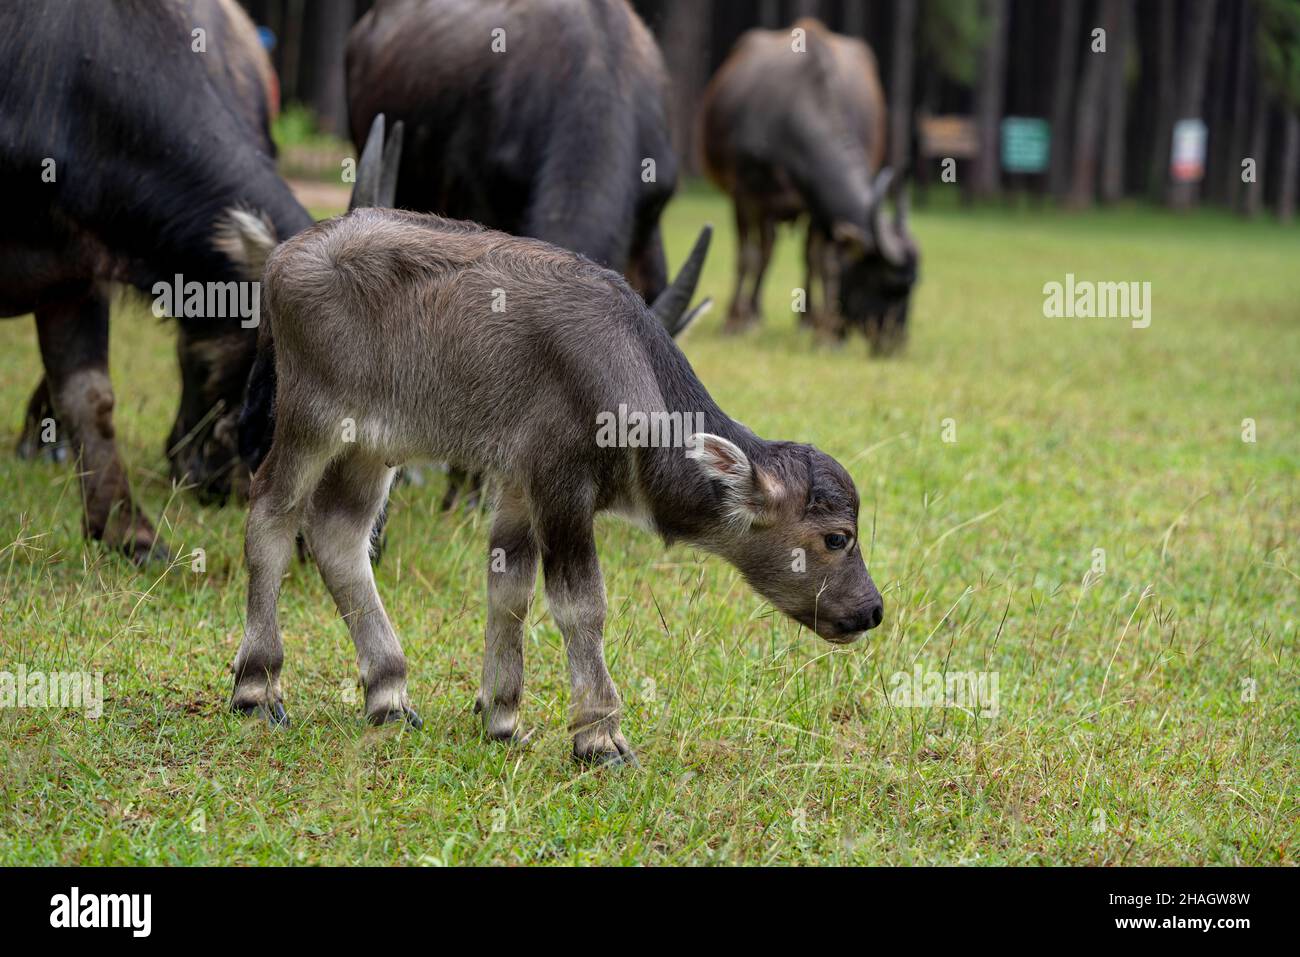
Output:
[{"xmin": 229, "ymin": 209, "xmax": 883, "ymax": 765}]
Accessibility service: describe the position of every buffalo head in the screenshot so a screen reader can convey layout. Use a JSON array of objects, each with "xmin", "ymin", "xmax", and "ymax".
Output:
[{"xmin": 832, "ymin": 168, "xmax": 919, "ymax": 355}]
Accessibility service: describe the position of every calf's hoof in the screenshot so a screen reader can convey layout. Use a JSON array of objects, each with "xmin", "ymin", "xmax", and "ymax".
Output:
[
  {"xmin": 368, "ymin": 705, "xmax": 422, "ymax": 730},
  {"xmin": 573, "ymin": 731, "xmax": 639, "ymax": 769},
  {"xmin": 231, "ymin": 699, "xmax": 290, "ymax": 728},
  {"xmin": 474, "ymin": 696, "xmax": 523, "ymax": 743}
]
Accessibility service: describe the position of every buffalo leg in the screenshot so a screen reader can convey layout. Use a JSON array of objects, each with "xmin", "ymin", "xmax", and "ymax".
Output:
[
  {"xmin": 440, "ymin": 466, "xmax": 483, "ymax": 511},
  {"xmin": 231, "ymin": 431, "xmax": 332, "ymax": 724},
  {"xmin": 724, "ymin": 201, "xmax": 756, "ymax": 333},
  {"xmin": 304, "ymin": 452, "xmax": 417, "ymax": 726},
  {"xmin": 748, "ymin": 213, "xmax": 776, "ymax": 323},
  {"xmin": 814, "ymin": 236, "xmax": 848, "ymax": 344},
  {"xmin": 534, "ymin": 487, "xmax": 632, "ymax": 766},
  {"xmin": 15, "ymin": 376, "xmax": 69, "ymax": 462},
  {"xmin": 474, "ymin": 485, "xmax": 537, "ymax": 742},
  {"xmin": 802, "ymin": 227, "xmax": 823, "ymax": 330},
  {"xmin": 33, "ymin": 289, "xmax": 164, "ymax": 562}
]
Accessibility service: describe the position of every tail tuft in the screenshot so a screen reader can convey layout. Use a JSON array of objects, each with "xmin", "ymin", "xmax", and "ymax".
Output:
[{"xmin": 214, "ymin": 207, "xmax": 278, "ymax": 280}]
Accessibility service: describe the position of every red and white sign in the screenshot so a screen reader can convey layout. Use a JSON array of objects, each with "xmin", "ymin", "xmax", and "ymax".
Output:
[{"xmin": 1170, "ymin": 119, "xmax": 1208, "ymax": 183}]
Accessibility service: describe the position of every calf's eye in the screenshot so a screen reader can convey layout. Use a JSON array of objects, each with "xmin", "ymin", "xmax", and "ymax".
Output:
[{"xmin": 824, "ymin": 533, "xmax": 849, "ymax": 551}]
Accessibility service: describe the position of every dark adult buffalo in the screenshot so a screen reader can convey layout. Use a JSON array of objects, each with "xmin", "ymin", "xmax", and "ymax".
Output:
[
  {"xmin": 0, "ymin": 0, "xmax": 313, "ymax": 561},
  {"xmin": 346, "ymin": 0, "xmax": 710, "ymax": 326},
  {"xmin": 347, "ymin": 0, "xmax": 712, "ymax": 507},
  {"xmin": 699, "ymin": 18, "xmax": 918, "ymax": 353}
]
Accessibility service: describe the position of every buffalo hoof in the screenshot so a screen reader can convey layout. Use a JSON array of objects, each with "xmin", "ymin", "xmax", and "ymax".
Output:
[
  {"xmin": 16, "ymin": 436, "xmax": 71, "ymax": 464},
  {"xmin": 485, "ymin": 724, "xmax": 532, "ymax": 747},
  {"xmin": 124, "ymin": 536, "xmax": 172, "ymax": 567},
  {"xmin": 232, "ymin": 700, "xmax": 290, "ymax": 728},
  {"xmin": 573, "ymin": 736, "xmax": 640, "ymax": 769},
  {"xmin": 369, "ymin": 706, "xmax": 422, "ymax": 730}
]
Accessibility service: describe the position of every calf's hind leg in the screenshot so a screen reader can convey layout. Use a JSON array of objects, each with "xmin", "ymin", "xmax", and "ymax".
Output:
[
  {"xmin": 475, "ymin": 485, "xmax": 537, "ymax": 742},
  {"xmin": 304, "ymin": 453, "xmax": 419, "ymax": 727},
  {"xmin": 231, "ymin": 437, "xmax": 332, "ymax": 725}
]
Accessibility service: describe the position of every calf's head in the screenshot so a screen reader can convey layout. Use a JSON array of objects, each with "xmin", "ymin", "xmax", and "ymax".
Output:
[{"xmin": 687, "ymin": 434, "xmax": 883, "ymax": 643}]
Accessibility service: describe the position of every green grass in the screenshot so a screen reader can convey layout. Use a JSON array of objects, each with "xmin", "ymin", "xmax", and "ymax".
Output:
[{"xmin": 1, "ymin": 186, "xmax": 1296, "ymax": 865}]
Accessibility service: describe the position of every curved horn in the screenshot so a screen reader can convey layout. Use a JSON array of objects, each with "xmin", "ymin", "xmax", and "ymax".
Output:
[
  {"xmin": 349, "ymin": 114, "xmax": 387, "ymax": 211},
  {"xmin": 869, "ymin": 167, "xmax": 909, "ymax": 267},
  {"xmin": 377, "ymin": 120, "xmax": 404, "ymax": 208},
  {"xmin": 651, "ymin": 224, "xmax": 712, "ymax": 337}
]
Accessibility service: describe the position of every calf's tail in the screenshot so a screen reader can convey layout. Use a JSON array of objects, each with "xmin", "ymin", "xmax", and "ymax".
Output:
[{"xmin": 216, "ymin": 208, "xmax": 280, "ymax": 474}]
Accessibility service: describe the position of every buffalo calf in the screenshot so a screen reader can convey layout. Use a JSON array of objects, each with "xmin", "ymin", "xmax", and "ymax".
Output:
[{"xmin": 228, "ymin": 210, "xmax": 883, "ymax": 765}]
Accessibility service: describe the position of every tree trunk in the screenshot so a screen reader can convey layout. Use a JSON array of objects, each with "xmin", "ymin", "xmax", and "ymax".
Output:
[
  {"xmin": 307, "ymin": 0, "xmax": 354, "ymax": 134},
  {"xmin": 660, "ymin": 0, "xmax": 712, "ymax": 175},
  {"xmin": 1100, "ymin": 0, "xmax": 1132, "ymax": 204},
  {"xmin": 1068, "ymin": 1, "xmax": 1111, "ymax": 207},
  {"xmin": 972, "ymin": 0, "xmax": 1009, "ymax": 199},
  {"xmin": 889, "ymin": 0, "xmax": 917, "ymax": 174},
  {"xmin": 280, "ymin": 0, "xmax": 305, "ymax": 104},
  {"xmin": 1165, "ymin": 0, "xmax": 1216, "ymax": 209},
  {"xmin": 1047, "ymin": 0, "xmax": 1083, "ymax": 200},
  {"xmin": 1204, "ymin": 1, "xmax": 1236, "ymax": 205},
  {"xmin": 843, "ymin": 0, "xmax": 867, "ymax": 37},
  {"xmin": 1279, "ymin": 112, "xmax": 1299, "ymax": 223},
  {"xmin": 1244, "ymin": 92, "xmax": 1270, "ymax": 218},
  {"xmin": 1146, "ymin": 0, "xmax": 1177, "ymax": 199},
  {"xmin": 1226, "ymin": 1, "xmax": 1255, "ymax": 210}
]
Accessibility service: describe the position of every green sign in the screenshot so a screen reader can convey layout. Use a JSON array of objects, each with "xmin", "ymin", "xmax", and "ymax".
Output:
[{"xmin": 1001, "ymin": 117, "xmax": 1051, "ymax": 174}]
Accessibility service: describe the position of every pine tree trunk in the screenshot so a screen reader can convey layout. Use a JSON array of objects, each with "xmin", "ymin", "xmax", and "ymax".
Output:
[
  {"xmin": 1068, "ymin": 2, "xmax": 1110, "ymax": 208},
  {"xmin": 1048, "ymin": 0, "xmax": 1083, "ymax": 200},
  {"xmin": 1279, "ymin": 112, "xmax": 1299, "ymax": 223},
  {"xmin": 1146, "ymin": 0, "xmax": 1177, "ymax": 199},
  {"xmin": 1100, "ymin": 0, "xmax": 1132, "ymax": 204},
  {"xmin": 1227, "ymin": 1, "xmax": 1256, "ymax": 210},
  {"xmin": 1166, "ymin": 0, "xmax": 1217, "ymax": 209},
  {"xmin": 972, "ymin": 0, "xmax": 1009, "ymax": 199},
  {"xmin": 306, "ymin": 0, "xmax": 354, "ymax": 134},
  {"xmin": 1244, "ymin": 92, "xmax": 1270, "ymax": 218},
  {"xmin": 661, "ymin": 0, "xmax": 712, "ymax": 176},
  {"xmin": 1204, "ymin": 1, "xmax": 1235, "ymax": 205},
  {"xmin": 889, "ymin": 0, "xmax": 917, "ymax": 174}
]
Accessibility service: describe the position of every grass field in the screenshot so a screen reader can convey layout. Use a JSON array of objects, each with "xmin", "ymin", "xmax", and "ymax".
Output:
[{"xmin": 0, "ymin": 186, "xmax": 1296, "ymax": 865}]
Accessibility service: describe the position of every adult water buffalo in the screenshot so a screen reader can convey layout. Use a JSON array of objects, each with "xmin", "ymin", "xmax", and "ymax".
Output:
[
  {"xmin": 699, "ymin": 18, "xmax": 918, "ymax": 353},
  {"xmin": 347, "ymin": 0, "xmax": 712, "ymax": 508},
  {"xmin": 0, "ymin": 0, "xmax": 313, "ymax": 561},
  {"xmin": 346, "ymin": 0, "xmax": 708, "ymax": 316}
]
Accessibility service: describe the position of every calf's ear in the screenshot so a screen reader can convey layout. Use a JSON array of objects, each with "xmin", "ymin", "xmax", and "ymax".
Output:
[{"xmin": 686, "ymin": 434, "xmax": 783, "ymax": 527}]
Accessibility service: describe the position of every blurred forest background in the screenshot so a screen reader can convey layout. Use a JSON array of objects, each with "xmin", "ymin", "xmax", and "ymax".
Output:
[{"xmin": 239, "ymin": 0, "xmax": 1300, "ymax": 220}]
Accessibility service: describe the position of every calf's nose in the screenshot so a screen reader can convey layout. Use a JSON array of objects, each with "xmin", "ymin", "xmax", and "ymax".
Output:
[
  {"xmin": 866, "ymin": 600, "xmax": 883, "ymax": 630},
  {"xmin": 840, "ymin": 599, "xmax": 883, "ymax": 636}
]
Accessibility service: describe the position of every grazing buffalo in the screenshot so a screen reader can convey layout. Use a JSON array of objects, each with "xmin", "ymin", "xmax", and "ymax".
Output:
[
  {"xmin": 225, "ymin": 207, "xmax": 883, "ymax": 765},
  {"xmin": 0, "ymin": 0, "xmax": 313, "ymax": 561},
  {"xmin": 699, "ymin": 18, "xmax": 918, "ymax": 352},
  {"xmin": 346, "ymin": 0, "xmax": 712, "ymax": 506}
]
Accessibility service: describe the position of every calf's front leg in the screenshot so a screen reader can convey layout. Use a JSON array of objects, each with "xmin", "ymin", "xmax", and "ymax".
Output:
[
  {"xmin": 535, "ymin": 501, "xmax": 635, "ymax": 767},
  {"xmin": 475, "ymin": 487, "xmax": 537, "ymax": 742}
]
